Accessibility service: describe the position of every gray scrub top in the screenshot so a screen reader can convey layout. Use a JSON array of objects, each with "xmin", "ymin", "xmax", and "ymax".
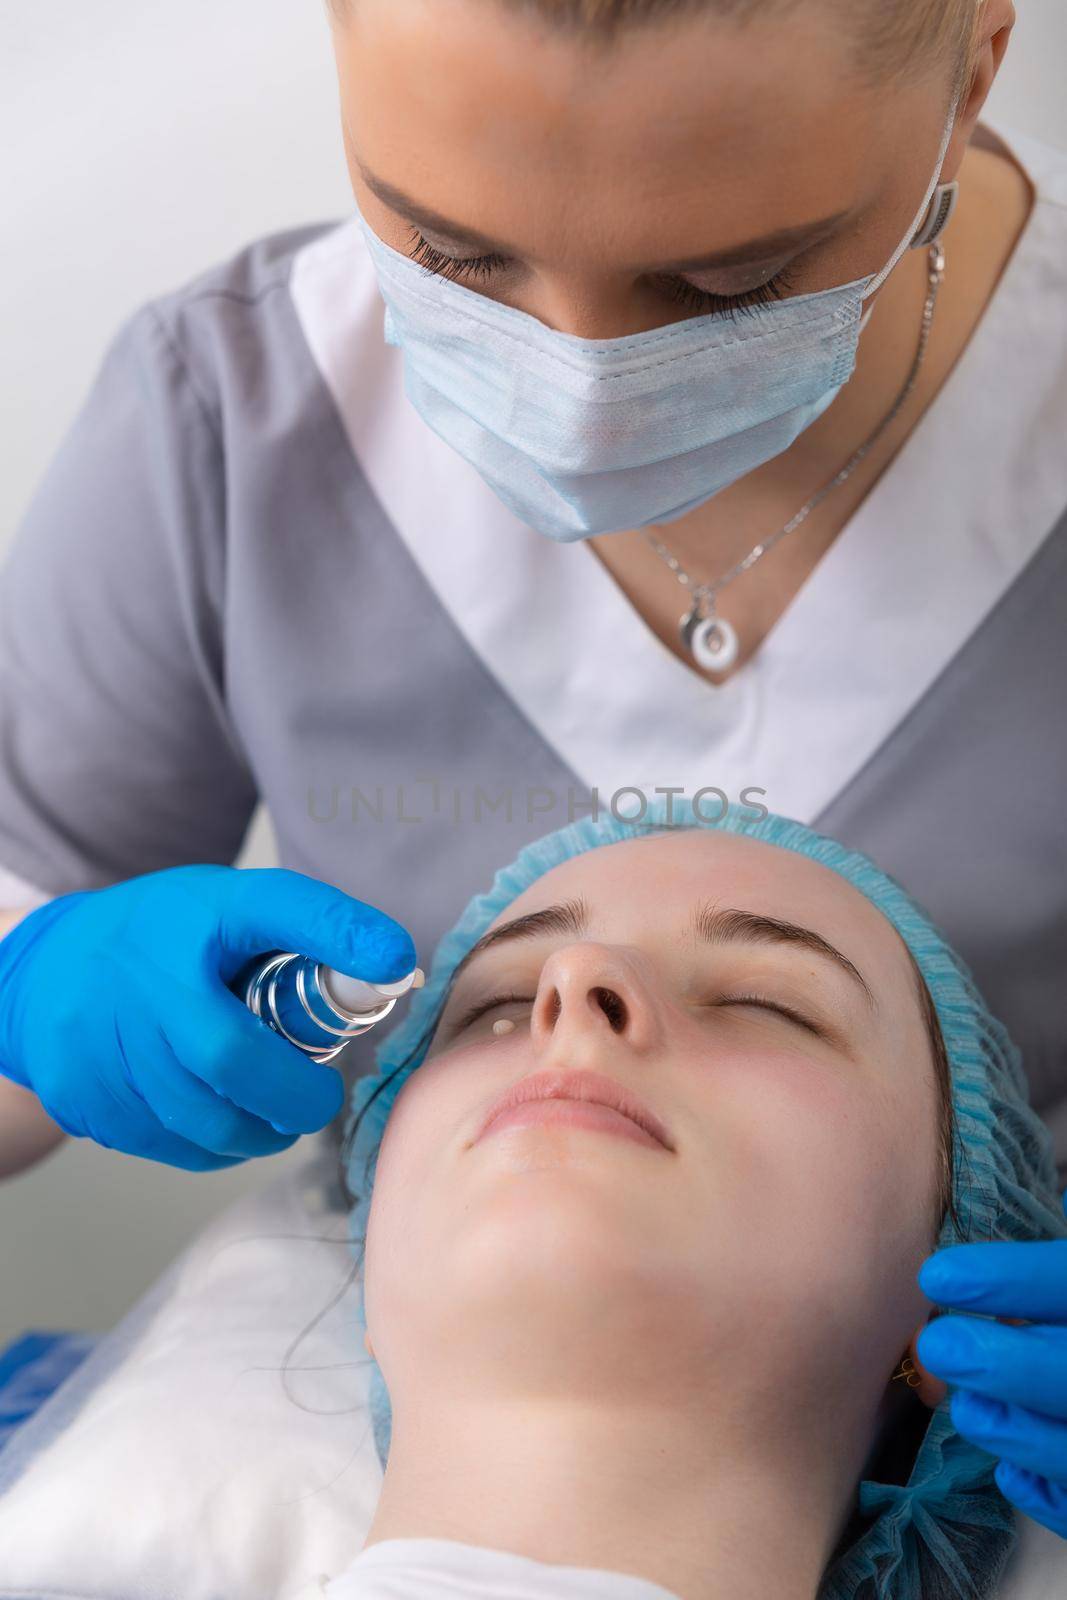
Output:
[{"xmin": 1, "ymin": 114, "xmax": 1065, "ymax": 1179}]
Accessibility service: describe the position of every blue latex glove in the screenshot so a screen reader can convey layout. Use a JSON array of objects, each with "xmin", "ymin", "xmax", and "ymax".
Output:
[
  {"xmin": 0, "ymin": 865, "xmax": 415, "ymax": 1171},
  {"xmin": 917, "ymin": 1191, "xmax": 1067, "ymax": 1539}
]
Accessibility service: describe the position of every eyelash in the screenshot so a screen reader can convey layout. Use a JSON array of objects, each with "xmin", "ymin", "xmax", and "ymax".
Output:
[
  {"xmin": 405, "ymin": 229, "xmax": 800, "ymax": 319},
  {"xmin": 451, "ymin": 991, "xmax": 825, "ymax": 1039}
]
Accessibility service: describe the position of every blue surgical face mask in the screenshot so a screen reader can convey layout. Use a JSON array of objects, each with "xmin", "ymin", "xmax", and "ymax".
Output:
[{"xmin": 357, "ymin": 106, "xmax": 958, "ymax": 543}]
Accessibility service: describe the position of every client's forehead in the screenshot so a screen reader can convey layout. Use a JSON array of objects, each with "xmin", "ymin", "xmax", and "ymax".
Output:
[{"xmin": 486, "ymin": 829, "xmax": 914, "ymax": 1006}]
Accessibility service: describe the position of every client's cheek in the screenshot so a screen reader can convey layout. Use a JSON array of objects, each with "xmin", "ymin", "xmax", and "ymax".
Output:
[
  {"xmin": 772, "ymin": 1073, "xmax": 935, "ymax": 1328},
  {"xmin": 361, "ymin": 1097, "xmax": 458, "ymax": 1374},
  {"xmin": 362, "ymin": 1044, "xmax": 508, "ymax": 1272},
  {"xmin": 696, "ymin": 1050, "xmax": 920, "ymax": 1291}
]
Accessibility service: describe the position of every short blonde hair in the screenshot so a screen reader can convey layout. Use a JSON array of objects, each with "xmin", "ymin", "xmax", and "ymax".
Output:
[{"xmin": 331, "ymin": 0, "xmax": 986, "ymax": 103}]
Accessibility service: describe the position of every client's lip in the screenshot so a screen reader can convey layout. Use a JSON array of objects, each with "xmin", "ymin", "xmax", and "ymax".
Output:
[{"xmin": 475, "ymin": 1069, "xmax": 675, "ymax": 1152}]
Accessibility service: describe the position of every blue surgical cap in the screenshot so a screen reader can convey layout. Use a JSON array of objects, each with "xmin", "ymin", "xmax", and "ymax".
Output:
[{"xmin": 343, "ymin": 797, "xmax": 1067, "ymax": 1598}]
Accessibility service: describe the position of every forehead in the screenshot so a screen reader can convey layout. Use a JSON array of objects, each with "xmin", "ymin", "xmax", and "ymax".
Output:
[
  {"xmin": 339, "ymin": 0, "xmax": 926, "ymax": 268},
  {"xmin": 481, "ymin": 829, "xmax": 914, "ymax": 998}
]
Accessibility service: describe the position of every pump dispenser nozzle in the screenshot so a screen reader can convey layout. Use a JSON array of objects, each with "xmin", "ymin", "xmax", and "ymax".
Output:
[
  {"xmin": 234, "ymin": 953, "xmax": 424, "ymax": 1062},
  {"xmin": 321, "ymin": 965, "xmax": 423, "ymax": 1016}
]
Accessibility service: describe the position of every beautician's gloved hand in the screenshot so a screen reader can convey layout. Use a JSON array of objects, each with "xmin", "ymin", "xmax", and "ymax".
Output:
[
  {"xmin": 0, "ymin": 864, "xmax": 415, "ymax": 1172},
  {"xmin": 918, "ymin": 1194, "xmax": 1067, "ymax": 1540}
]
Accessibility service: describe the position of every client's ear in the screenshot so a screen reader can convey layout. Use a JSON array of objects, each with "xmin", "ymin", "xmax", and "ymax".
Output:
[{"xmin": 900, "ymin": 1324, "xmax": 948, "ymax": 1409}]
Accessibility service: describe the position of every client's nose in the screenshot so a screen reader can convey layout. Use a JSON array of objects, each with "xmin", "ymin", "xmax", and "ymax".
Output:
[{"xmin": 531, "ymin": 942, "xmax": 661, "ymax": 1061}]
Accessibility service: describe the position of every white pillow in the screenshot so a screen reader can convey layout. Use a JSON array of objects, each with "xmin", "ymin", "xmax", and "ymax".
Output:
[
  {"xmin": 0, "ymin": 1146, "xmax": 382, "ymax": 1599},
  {"xmin": 0, "ymin": 1147, "xmax": 1062, "ymax": 1600}
]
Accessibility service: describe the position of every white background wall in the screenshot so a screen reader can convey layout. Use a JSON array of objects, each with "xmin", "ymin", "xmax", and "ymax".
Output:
[{"xmin": 2, "ymin": 0, "xmax": 1066, "ymax": 1343}]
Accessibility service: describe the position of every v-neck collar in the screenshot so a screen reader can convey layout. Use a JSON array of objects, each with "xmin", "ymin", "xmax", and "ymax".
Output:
[{"xmin": 290, "ymin": 113, "xmax": 1067, "ymax": 824}]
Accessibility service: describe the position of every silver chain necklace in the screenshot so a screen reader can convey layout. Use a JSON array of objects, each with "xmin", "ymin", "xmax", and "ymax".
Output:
[{"xmin": 641, "ymin": 240, "xmax": 946, "ymax": 675}]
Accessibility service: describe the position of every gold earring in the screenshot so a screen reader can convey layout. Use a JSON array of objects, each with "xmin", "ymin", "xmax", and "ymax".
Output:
[{"xmin": 891, "ymin": 1356, "xmax": 922, "ymax": 1389}]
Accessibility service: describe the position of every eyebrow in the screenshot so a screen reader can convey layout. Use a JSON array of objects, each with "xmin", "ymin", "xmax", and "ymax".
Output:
[
  {"xmin": 445, "ymin": 895, "xmax": 877, "ymax": 1012},
  {"xmin": 357, "ymin": 162, "xmax": 851, "ymax": 274}
]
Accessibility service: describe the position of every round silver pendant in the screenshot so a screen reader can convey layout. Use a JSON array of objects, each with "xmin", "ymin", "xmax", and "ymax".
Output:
[{"xmin": 680, "ymin": 609, "xmax": 740, "ymax": 673}]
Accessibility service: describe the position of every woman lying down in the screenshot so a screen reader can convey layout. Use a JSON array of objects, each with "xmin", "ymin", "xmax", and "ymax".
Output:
[{"xmin": 335, "ymin": 800, "xmax": 1066, "ymax": 1600}]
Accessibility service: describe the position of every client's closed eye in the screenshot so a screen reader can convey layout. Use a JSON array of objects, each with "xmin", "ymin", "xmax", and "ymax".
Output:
[
  {"xmin": 712, "ymin": 994, "xmax": 827, "ymax": 1041},
  {"xmin": 449, "ymin": 989, "xmax": 827, "ymax": 1041},
  {"xmin": 451, "ymin": 992, "xmax": 536, "ymax": 1032}
]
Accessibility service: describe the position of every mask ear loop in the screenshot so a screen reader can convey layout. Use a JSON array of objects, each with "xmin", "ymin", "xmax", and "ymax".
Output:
[
  {"xmin": 857, "ymin": 103, "xmax": 960, "ymax": 335},
  {"xmin": 863, "ymin": 102, "xmax": 959, "ymax": 303}
]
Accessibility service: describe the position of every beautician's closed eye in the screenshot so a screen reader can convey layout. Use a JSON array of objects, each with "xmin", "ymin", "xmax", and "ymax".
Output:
[{"xmin": 405, "ymin": 226, "xmax": 805, "ymax": 319}]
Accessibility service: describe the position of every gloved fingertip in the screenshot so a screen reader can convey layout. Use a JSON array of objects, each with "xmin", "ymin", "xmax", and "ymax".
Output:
[
  {"xmin": 916, "ymin": 1320, "xmax": 948, "ymax": 1368},
  {"xmin": 918, "ymin": 1318, "xmax": 987, "ymax": 1382},
  {"xmin": 350, "ymin": 924, "xmax": 418, "ymax": 984},
  {"xmin": 264, "ymin": 1124, "xmax": 303, "ymax": 1146},
  {"xmin": 992, "ymin": 1460, "xmax": 1067, "ymax": 1537},
  {"xmin": 950, "ymin": 1387, "xmax": 1001, "ymax": 1430},
  {"xmin": 918, "ymin": 1252, "xmax": 960, "ymax": 1300},
  {"xmin": 994, "ymin": 1458, "xmax": 1040, "ymax": 1506}
]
